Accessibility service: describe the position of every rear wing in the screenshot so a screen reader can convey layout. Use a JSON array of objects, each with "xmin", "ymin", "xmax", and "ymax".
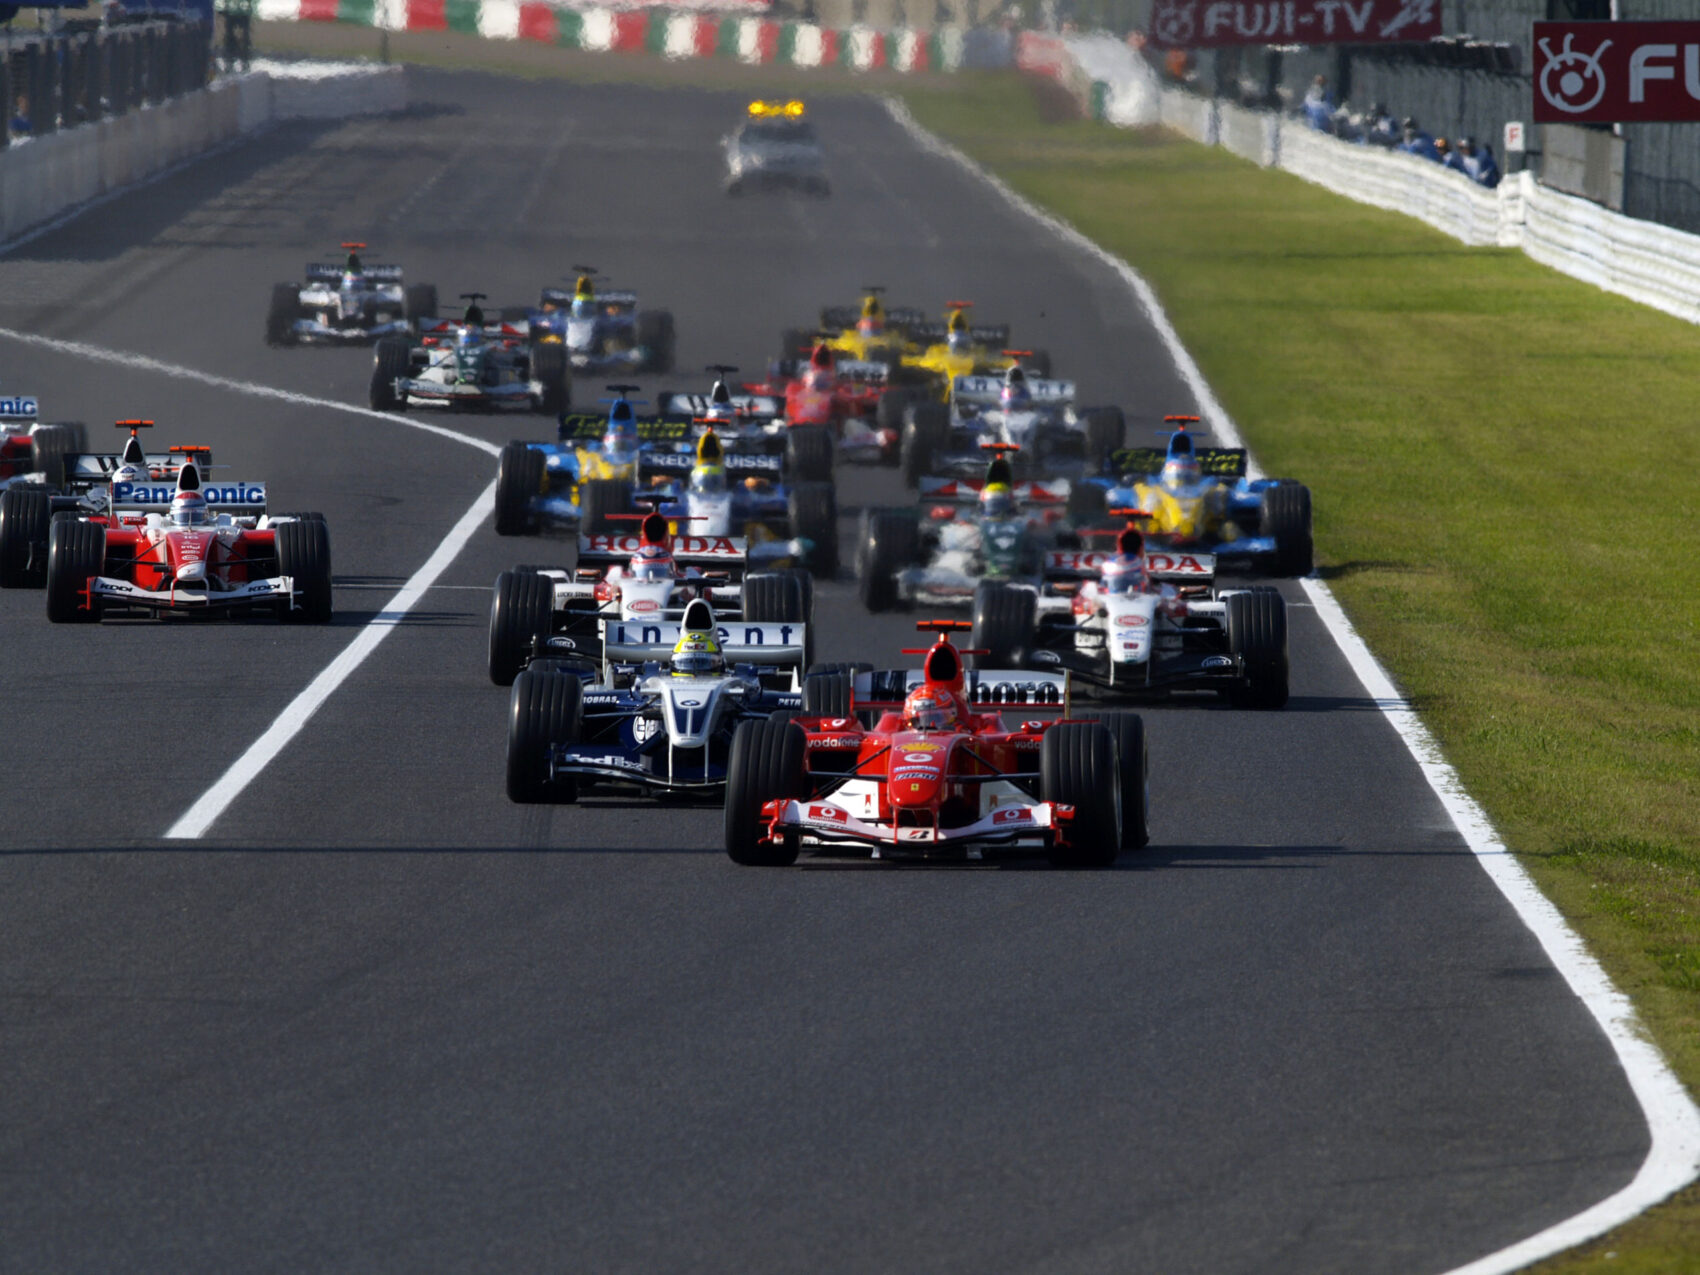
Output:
[
  {"xmin": 821, "ymin": 304, "xmax": 926, "ymax": 333},
  {"xmin": 952, "ymin": 374, "xmax": 1075, "ymax": 406},
  {"xmin": 834, "ymin": 358, "xmax": 890, "ymax": 384},
  {"xmin": 1043, "ymin": 548, "xmax": 1217, "ymax": 582},
  {"xmin": 557, "ymin": 414, "xmax": 695, "ymax": 446},
  {"xmin": 849, "ymin": 668, "xmax": 1072, "ymax": 713},
  {"xmin": 601, "ymin": 619, "xmax": 806, "ymax": 672},
  {"xmin": 541, "ymin": 287, "xmax": 637, "ymax": 309},
  {"xmin": 909, "ymin": 322, "xmax": 1011, "ymax": 347},
  {"xmin": 417, "ymin": 317, "xmax": 528, "ymax": 341},
  {"xmin": 1109, "ymin": 446, "xmax": 1247, "ymax": 479},
  {"xmin": 66, "ymin": 451, "xmax": 200, "ymax": 487},
  {"xmin": 305, "ymin": 264, "xmax": 403, "ymax": 282},
  {"xmin": 577, "ymin": 531, "xmax": 748, "ymax": 569},
  {"xmin": 638, "ymin": 450, "xmax": 784, "ymax": 480},
  {"xmin": 917, "ymin": 475, "xmax": 1070, "ymax": 506},
  {"xmin": 109, "ymin": 478, "xmax": 268, "ymax": 515},
  {"xmin": 655, "ymin": 391, "xmax": 783, "ymax": 421}
]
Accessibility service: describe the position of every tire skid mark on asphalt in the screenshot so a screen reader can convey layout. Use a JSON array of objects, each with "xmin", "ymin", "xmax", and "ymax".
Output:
[
  {"xmin": 0, "ymin": 326, "xmax": 503, "ymax": 839},
  {"xmin": 877, "ymin": 97, "xmax": 1700, "ymax": 1274}
]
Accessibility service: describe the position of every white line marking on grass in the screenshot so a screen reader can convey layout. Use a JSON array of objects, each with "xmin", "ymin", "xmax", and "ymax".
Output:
[
  {"xmin": 0, "ymin": 328, "xmax": 505, "ymax": 839},
  {"xmin": 165, "ymin": 479, "xmax": 496, "ymax": 840},
  {"xmin": 881, "ymin": 96, "xmax": 1700, "ymax": 1272}
]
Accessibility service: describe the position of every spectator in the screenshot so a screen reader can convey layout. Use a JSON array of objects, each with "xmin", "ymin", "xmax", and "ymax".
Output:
[
  {"xmin": 1365, "ymin": 102, "xmax": 1399, "ymax": 148},
  {"xmin": 1448, "ymin": 135, "xmax": 1502, "ymax": 188},
  {"xmin": 1434, "ymin": 136, "xmax": 1452, "ymax": 165},
  {"xmin": 1302, "ymin": 74, "xmax": 1333, "ymax": 131},
  {"xmin": 1397, "ymin": 117, "xmax": 1442, "ymax": 163},
  {"xmin": 9, "ymin": 94, "xmax": 29, "ymax": 138}
]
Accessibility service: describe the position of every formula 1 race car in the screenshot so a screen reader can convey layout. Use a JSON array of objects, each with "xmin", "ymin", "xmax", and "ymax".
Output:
[
  {"xmin": 369, "ymin": 294, "xmax": 570, "ymax": 414},
  {"xmin": 751, "ymin": 342, "xmax": 906, "ymax": 465},
  {"xmin": 899, "ymin": 362, "xmax": 1124, "ymax": 488},
  {"xmin": 506, "ymin": 598, "xmax": 808, "ymax": 801},
  {"xmin": 970, "ymin": 511, "xmax": 1290, "ymax": 708},
  {"xmin": 1, "ymin": 421, "xmax": 209, "ymax": 588},
  {"xmin": 265, "ymin": 243, "xmax": 436, "ymax": 346},
  {"xmin": 904, "ymin": 302, "xmax": 1047, "ymax": 388},
  {"xmin": 724, "ymin": 99, "xmax": 829, "ymax": 197},
  {"xmin": 486, "ymin": 505, "xmax": 811, "ymax": 684},
  {"xmin": 42, "ymin": 453, "xmax": 331, "ymax": 623},
  {"xmin": 798, "ymin": 287, "xmax": 927, "ymax": 369},
  {"xmin": 857, "ymin": 445, "xmax": 1068, "ymax": 612},
  {"xmin": 1081, "ymin": 417, "xmax": 1314, "ymax": 576},
  {"xmin": 524, "ymin": 270, "xmax": 675, "ymax": 375},
  {"xmin": 1, "ymin": 385, "xmax": 86, "ymax": 491},
  {"xmin": 720, "ymin": 620, "xmax": 1148, "ymax": 866}
]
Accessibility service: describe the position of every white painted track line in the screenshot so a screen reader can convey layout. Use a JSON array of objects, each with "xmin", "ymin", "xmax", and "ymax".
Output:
[
  {"xmin": 881, "ymin": 96, "xmax": 1700, "ymax": 1273},
  {"xmin": 0, "ymin": 328, "xmax": 503, "ymax": 840}
]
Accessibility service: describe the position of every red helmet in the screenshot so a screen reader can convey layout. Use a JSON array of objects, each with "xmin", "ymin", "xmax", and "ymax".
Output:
[{"xmin": 903, "ymin": 685, "xmax": 960, "ymax": 733}]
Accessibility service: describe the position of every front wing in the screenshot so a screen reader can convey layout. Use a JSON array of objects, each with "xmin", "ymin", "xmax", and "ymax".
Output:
[
  {"xmin": 763, "ymin": 796, "xmax": 1075, "ymax": 858},
  {"xmin": 87, "ymin": 575, "xmax": 294, "ymax": 613}
]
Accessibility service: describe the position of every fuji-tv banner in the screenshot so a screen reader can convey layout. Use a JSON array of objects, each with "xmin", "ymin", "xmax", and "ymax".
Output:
[
  {"xmin": 1534, "ymin": 22, "xmax": 1700, "ymax": 123},
  {"xmin": 1147, "ymin": 0, "xmax": 1441, "ymax": 48}
]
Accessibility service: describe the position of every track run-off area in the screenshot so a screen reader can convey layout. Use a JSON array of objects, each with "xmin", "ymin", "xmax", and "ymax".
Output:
[{"xmin": 0, "ymin": 69, "xmax": 1691, "ymax": 1273}]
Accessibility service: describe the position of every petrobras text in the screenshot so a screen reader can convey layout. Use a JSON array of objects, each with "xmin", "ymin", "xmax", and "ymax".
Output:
[{"xmin": 113, "ymin": 481, "xmax": 268, "ymax": 507}]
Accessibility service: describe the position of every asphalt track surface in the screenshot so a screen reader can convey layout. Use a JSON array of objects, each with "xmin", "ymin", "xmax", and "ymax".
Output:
[{"xmin": 0, "ymin": 70, "xmax": 1649, "ymax": 1272}]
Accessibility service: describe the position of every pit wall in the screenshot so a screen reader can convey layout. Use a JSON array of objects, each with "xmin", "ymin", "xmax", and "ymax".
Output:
[
  {"xmin": 255, "ymin": 0, "xmax": 1017, "ymax": 73},
  {"xmin": 1032, "ymin": 32, "xmax": 1700, "ymax": 329},
  {"xmin": 0, "ymin": 62, "xmax": 406, "ymax": 245}
]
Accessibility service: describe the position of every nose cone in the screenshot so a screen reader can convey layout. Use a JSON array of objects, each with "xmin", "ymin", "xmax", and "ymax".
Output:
[
  {"xmin": 176, "ymin": 560, "xmax": 208, "ymax": 584},
  {"xmin": 887, "ymin": 738, "xmax": 947, "ymax": 809}
]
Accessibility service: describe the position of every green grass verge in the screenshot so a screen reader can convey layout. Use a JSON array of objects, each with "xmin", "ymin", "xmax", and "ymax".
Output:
[
  {"xmin": 898, "ymin": 73, "xmax": 1700, "ymax": 1272},
  {"xmin": 246, "ymin": 29, "xmax": 1699, "ymax": 1264}
]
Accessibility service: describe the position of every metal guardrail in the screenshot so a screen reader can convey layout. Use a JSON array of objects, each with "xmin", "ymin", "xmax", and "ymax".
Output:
[{"xmin": 1, "ymin": 18, "xmax": 213, "ymax": 149}]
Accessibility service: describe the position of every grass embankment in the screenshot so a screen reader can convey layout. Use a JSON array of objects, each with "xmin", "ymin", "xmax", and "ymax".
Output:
[
  {"xmin": 248, "ymin": 28, "xmax": 1698, "ymax": 1265},
  {"xmin": 899, "ymin": 76, "xmax": 1700, "ymax": 1273}
]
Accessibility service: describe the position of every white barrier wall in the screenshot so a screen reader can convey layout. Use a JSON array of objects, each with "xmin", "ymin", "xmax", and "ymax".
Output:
[
  {"xmin": 1054, "ymin": 33, "xmax": 1700, "ymax": 330},
  {"xmin": 0, "ymin": 63, "xmax": 405, "ymax": 244}
]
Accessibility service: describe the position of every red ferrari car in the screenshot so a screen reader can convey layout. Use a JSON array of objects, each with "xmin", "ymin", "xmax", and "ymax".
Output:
[
  {"xmin": 45, "ymin": 457, "xmax": 331, "ymax": 624},
  {"xmin": 723, "ymin": 620, "xmax": 1148, "ymax": 867},
  {"xmin": 753, "ymin": 341, "xmax": 905, "ymax": 464}
]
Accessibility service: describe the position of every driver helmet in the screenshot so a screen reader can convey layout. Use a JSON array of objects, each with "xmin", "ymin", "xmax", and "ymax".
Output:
[
  {"xmin": 979, "ymin": 481, "xmax": 1015, "ymax": 519},
  {"xmin": 170, "ymin": 491, "xmax": 209, "ymax": 528},
  {"xmin": 856, "ymin": 295, "xmax": 884, "ymax": 337},
  {"xmin": 690, "ymin": 463, "xmax": 727, "ymax": 497},
  {"xmin": 670, "ymin": 630, "xmax": 724, "ymax": 678},
  {"xmin": 456, "ymin": 325, "xmax": 481, "ymax": 349},
  {"xmin": 1161, "ymin": 452, "xmax": 1201, "ymax": 489},
  {"xmin": 904, "ymin": 685, "xmax": 961, "ymax": 733},
  {"xmin": 1000, "ymin": 370, "xmax": 1030, "ymax": 409},
  {"xmin": 947, "ymin": 308, "xmax": 972, "ymax": 355},
  {"xmin": 1101, "ymin": 552, "xmax": 1149, "ymax": 595},
  {"xmin": 627, "ymin": 542, "xmax": 673, "ymax": 582}
]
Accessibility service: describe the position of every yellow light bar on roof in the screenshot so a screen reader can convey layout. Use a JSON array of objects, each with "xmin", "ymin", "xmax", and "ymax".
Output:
[{"xmin": 748, "ymin": 99, "xmax": 806, "ymax": 117}]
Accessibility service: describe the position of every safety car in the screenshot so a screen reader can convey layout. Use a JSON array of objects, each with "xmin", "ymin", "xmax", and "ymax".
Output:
[
  {"xmin": 1080, "ymin": 417, "xmax": 1314, "ymax": 576},
  {"xmin": 724, "ymin": 99, "xmax": 829, "ymax": 197},
  {"xmin": 42, "ymin": 452, "xmax": 331, "ymax": 623},
  {"xmin": 721, "ymin": 619, "xmax": 1148, "ymax": 866},
  {"xmin": 369, "ymin": 294, "xmax": 570, "ymax": 414},
  {"xmin": 970, "ymin": 510, "xmax": 1289, "ymax": 708},
  {"xmin": 524, "ymin": 270, "xmax": 675, "ymax": 374},
  {"xmin": 265, "ymin": 243, "xmax": 435, "ymax": 346},
  {"xmin": 486, "ymin": 505, "xmax": 810, "ymax": 685},
  {"xmin": 505, "ymin": 598, "xmax": 809, "ymax": 801}
]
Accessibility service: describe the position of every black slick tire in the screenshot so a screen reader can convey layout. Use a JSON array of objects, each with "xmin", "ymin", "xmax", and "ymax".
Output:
[
  {"xmin": 29, "ymin": 425, "xmax": 75, "ymax": 490},
  {"xmin": 489, "ymin": 568, "xmax": 554, "ymax": 686},
  {"xmin": 900, "ymin": 402, "xmax": 949, "ymax": 489},
  {"xmin": 1041, "ymin": 722, "xmax": 1121, "ymax": 868},
  {"xmin": 1093, "ymin": 711, "xmax": 1149, "ymax": 849},
  {"xmin": 784, "ymin": 425, "xmax": 834, "ymax": 484},
  {"xmin": 1083, "ymin": 406, "xmax": 1125, "ymax": 468},
  {"xmin": 45, "ymin": 518, "xmax": 104, "ymax": 623},
  {"xmin": 404, "ymin": 283, "xmax": 438, "ymax": 327},
  {"xmin": 637, "ymin": 310, "xmax": 675, "ymax": 374},
  {"xmin": 370, "ymin": 337, "xmax": 411, "ymax": 412},
  {"xmin": 970, "ymin": 581, "xmax": 1036, "ymax": 670},
  {"xmin": 266, "ymin": 282, "xmax": 300, "ymax": 347},
  {"xmin": 0, "ymin": 486, "xmax": 52, "ymax": 587},
  {"xmin": 786, "ymin": 480, "xmax": 838, "ymax": 578},
  {"xmin": 857, "ymin": 509, "xmax": 918, "ymax": 613},
  {"xmin": 276, "ymin": 517, "xmax": 333, "ymax": 623},
  {"xmin": 1225, "ymin": 588, "xmax": 1289, "ymax": 709},
  {"xmin": 741, "ymin": 572, "xmax": 805, "ymax": 624},
  {"xmin": 495, "ymin": 441, "xmax": 545, "ymax": 536},
  {"xmin": 531, "ymin": 341, "xmax": 571, "ymax": 416},
  {"xmin": 1261, "ymin": 482, "xmax": 1314, "ymax": 577},
  {"xmin": 802, "ymin": 669, "xmax": 852, "ymax": 719},
  {"xmin": 724, "ymin": 717, "xmax": 808, "ymax": 865},
  {"xmin": 577, "ymin": 478, "xmax": 632, "ymax": 537},
  {"xmin": 507, "ymin": 670, "xmax": 583, "ymax": 804}
]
